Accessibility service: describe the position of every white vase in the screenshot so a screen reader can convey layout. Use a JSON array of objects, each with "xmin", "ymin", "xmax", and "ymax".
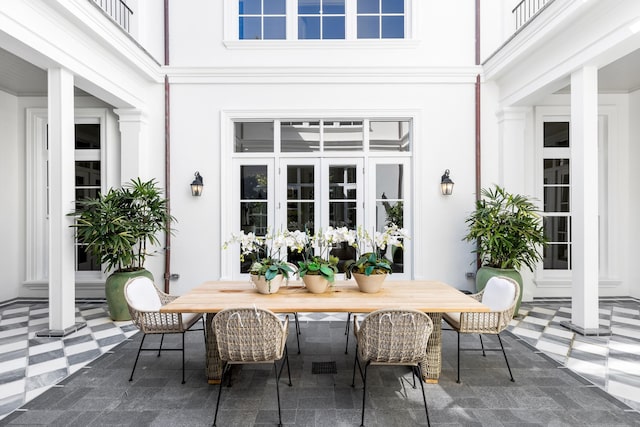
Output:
[
  {"xmin": 353, "ymin": 272, "xmax": 387, "ymax": 294},
  {"xmin": 302, "ymin": 274, "xmax": 330, "ymax": 294},
  {"xmin": 251, "ymin": 274, "xmax": 284, "ymax": 294}
]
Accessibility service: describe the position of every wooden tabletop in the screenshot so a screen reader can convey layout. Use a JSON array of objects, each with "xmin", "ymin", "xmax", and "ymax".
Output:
[{"xmin": 161, "ymin": 280, "xmax": 489, "ymax": 314}]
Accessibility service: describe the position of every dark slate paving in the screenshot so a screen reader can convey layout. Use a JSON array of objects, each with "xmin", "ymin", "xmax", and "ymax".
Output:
[{"xmin": 3, "ymin": 320, "xmax": 640, "ymax": 426}]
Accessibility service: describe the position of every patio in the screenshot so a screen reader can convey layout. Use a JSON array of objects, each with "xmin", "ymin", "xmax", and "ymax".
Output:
[{"xmin": 1, "ymin": 299, "xmax": 640, "ymax": 426}]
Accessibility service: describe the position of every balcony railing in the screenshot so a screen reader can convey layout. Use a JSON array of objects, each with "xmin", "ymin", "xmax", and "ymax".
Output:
[
  {"xmin": 512, "ymin": 0, "xmax": 552, "ymax": 31},
  {"xmin": 92, "ymin": 0, "xmax": 133, "ymax": 33}
]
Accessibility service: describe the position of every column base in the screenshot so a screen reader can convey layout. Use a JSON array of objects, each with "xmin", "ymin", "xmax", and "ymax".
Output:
[
  {"xmin": 36, "ymin": 322, "xmax": 87, "ymax": 337},
  {"xmin": 560, "ymin": 320, "xmax": 610, "ymax": 336}
]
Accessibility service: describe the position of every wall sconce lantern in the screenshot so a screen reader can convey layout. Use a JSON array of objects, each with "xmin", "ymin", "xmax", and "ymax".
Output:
[
  {"xmin": 440, "ymin": 169, "xmax": 454, "ymax": 195},
  {"xmin": 191, "ymin": 172, "xmax": 203, "ymax": 197}
]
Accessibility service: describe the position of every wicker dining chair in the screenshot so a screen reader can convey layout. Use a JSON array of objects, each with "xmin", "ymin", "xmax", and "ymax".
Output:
[
  {"xmin": 212, "ymin": 307, "xmax": 292, "ymax": 427},
  {"xmin": 124, "ymin": 276, "xmax": 205, "ymax": 384},
  {"xmin": 351, "ymin": 308, "xmax": 434, "ymax": 427},
  {"xmin": 442, "ymin": 275, "xmax": 520, "ymax": 383}
]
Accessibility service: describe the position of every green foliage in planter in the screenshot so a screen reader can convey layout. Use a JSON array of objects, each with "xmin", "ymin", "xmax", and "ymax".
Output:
[
  {"xmin": 464, "ymin": 185, "xmax": 547, "ymax": 272},
  {"xmin": 68, "ymin": 178, "xmax": 174, "ymax": 273},
  {"xmin": 297, "ymin": 255, "xmax": 339, "ymax": 283},
  {"xmin": 344, "ymin": 252, "xmax": 392, "ymax": 279}
]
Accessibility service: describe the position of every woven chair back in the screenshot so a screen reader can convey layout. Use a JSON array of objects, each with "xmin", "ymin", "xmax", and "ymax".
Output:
[
  {"xmin": 213, "ymin": 307, "xmax": 287, "ymax": 363},
  {"xmin": 357, "ymin": 308, "xmax": 433, "ymax": 364}
]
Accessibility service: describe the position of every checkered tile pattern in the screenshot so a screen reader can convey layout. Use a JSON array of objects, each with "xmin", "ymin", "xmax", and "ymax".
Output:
[
  {"xmin": 1, "ymin": 297, "xmax": 639, "ymax": 420},
  {"xmin": 509, "ymin": 298, "xmax": 640, "ymax": 411},
  {"xmin": 0, "ymin": 301, "xmax": 138, "ymax": 420}
]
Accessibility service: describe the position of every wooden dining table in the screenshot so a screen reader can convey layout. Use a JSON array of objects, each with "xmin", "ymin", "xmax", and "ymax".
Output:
[{"xmin": 161, "ymin": 279, "xmax": 489, "ymax": 384}]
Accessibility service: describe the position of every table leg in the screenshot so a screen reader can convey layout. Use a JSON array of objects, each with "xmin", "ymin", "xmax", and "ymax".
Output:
[
  {"xmin": 421, "ymin": 312, "xmax": 442, "ymax": 383},
  {"xmin": 205, "ymin": 313, "xmax": 223, "ymax": 384}
]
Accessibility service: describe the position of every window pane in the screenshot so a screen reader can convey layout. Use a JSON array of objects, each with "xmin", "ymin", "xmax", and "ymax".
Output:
[
  {"xmin": 329, "ymin": 166, "xmax": 357, "ymax": 199},
  {"xmin": 235, "ymin": 122, "xmax": 274, "ymax": 152},
  {"xmin": 543, "ymin": 217, "xmax": 570, "ymax": 242},
  {"xmin": 75, "ymin": 161, "xmax": 101, "ymax": 187},
  {"xmin": 264, "ymin": 0, "xmax": 285, "ymax": 14},
  {"xmin": 324, "ymin": 121, "xmax": 362, "ymax": 150},
  {"xmin": 382, "ymin": 0, "xmax": 403, "ymax": 13},
  {"xmin": 544, "ymin": 122, "xmax": 569, "ymax": 147},
  {"xmin": 299, "ymin": 0, "xmax": 320, "ymax": 14},
  {"xmin": 76, "ymin": 246, "xmax": 100, "ymax": 271},
  {"xmin": 323, "ymin": 0, "xmax": 345, "ymax": 14},
  {"xmin": 357, "ymin": 16, "xmax": 379, "ymax": 38},
  {"xmin": 370, "ymin": 121, "xmax": 410, "ymax": 151},
  {"xmin": 75, "ymin": 124, "xmax": 100, "ymax": 149},
  {"xmin": 358, "ymin": 0, "xmax": 379, "ymax": 13},
  {"xmin": 323, "ymin": 16, "xmax": 345, "ymax": 39},
  {"xmin": 543, "ymin": 159, "xmax": 569, "ymax": 184},
  {"xmin": 329, "ymin": 201, "xmax": 356, "ymax": 228},
  {"xmin": 382, "ymin": 15, "xmax": 403, "ymax": 38},
  {"xmin": 239, "ymin": 0, "xmax": 261, "ymax": 14},
  {"xmin": 264, "ymin": 17, "xmax": 286, "ymax": 39},
  {"xmin": 239, "ymin": 17, "xmax": 261, "ymax": 39},
  {"xmin": 287, "ymin": 166, "xmax": 315, "ymax": 200},
  {"xmin": 240, "ymin": 202, "xmax": 268, "ymax": 235},
  {"xmin": 376, "ymin": 164, "xmax": 403, "ymax": 200},
  {"xmin": 240, "ymin": 165, "xmax": 268, "ymax": 200},
  {"xmin": 298, "ymin": 16, "xmax": 320, "ymax": 39},
  {"xmin": 544, "ymin": 187, "xmax": 570, "ymax": 212},
  {"xmin": 287, "ymin": 202, "xmax": 314, "ymax": 231},
  {"xmin": 544, "ymin": 243, "xmax": 570, "ymax": 270},
  {"xmin": 281, "ymin": 122, "xmax": 320, "ymax": 152}
]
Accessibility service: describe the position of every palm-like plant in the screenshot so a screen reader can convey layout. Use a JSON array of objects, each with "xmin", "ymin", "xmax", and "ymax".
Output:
[
  {"xmin": 464, "ymin": 185, "xmax": 547, "ymax": 271},
  {"xmin": 68, "ymin": 178, "xmax": 174, "ymax": 273}
]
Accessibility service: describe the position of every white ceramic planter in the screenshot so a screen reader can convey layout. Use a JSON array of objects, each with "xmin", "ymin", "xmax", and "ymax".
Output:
[
  {"xmin": 251, "ymin": 274, "xmax": 284, "ymax": 294},
  {"xmin": 302, "ymin": 274, "xmax": 330, "ymax": 294},
  {"xmin": 353, "ymin": 272, "xmax": 387, "ymax": 293}
]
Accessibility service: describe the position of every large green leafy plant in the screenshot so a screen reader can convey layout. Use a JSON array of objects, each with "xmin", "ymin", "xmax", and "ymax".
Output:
[
  {"xmin": 464, "ymin": 185, "xmax": 547, "ymax": 271},
  {"xmin": 68, "ymin": 178, "xmax": 174, "ymax": 273}
]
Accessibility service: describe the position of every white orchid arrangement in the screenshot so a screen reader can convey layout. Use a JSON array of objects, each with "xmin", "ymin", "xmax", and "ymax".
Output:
[{"xmin": 345, "ymin": 224, "xmax": 410, "ymax": 277}]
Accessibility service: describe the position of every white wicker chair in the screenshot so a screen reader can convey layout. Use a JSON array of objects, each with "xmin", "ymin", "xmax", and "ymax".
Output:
[
  {"xmin": 351, "ymin": 309, "xmax": 434, "ymax": 427},
  {"xmin": 124, "ymin": 276, "xmax": 204, "ymax": 384},
  {"xmin": 212, "ymin": 307, "xmax": 292, "ymax": 427},
  {"xmin": 443, "ymin": 275, "xmax": 520, "ymax": 383}
]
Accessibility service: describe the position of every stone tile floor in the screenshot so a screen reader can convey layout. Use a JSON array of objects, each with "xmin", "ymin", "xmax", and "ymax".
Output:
[{"xmin": 0, "ymin": 297, "xmax": 639, "ymax": 425}]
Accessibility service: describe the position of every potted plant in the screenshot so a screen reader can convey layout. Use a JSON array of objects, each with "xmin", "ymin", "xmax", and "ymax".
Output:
[
  {"xmin": 68, "ymin": 178, "xmax": 174, "ymax": 321},
  {"xmin": 344, "ymin": 224, "xmax": 409, "ymax": 293},
  {"xmin": 463, "ymin": 185, "xmax": 547, "ymax": 314},
  {"xmin": 223, "ymin": 229, "xmax": 303, "ymax": 294},
  {"xmin": 297, "ymin": 226, "xmax": 353, "ymax": 293}
]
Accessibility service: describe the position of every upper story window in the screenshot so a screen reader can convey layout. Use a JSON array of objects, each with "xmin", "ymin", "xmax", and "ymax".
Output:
[
  {"xmin": 298, "ymin": 0, "xmax": 345, "ymax": 40},
  {"xmin": 357, "ymin": 0, "xmax": 404, "ymax": 39},
  {"xmin": 239, "ymin": 0, "xmax": 286, "ymax": 40},
  {"xmin": 234, "ymin": 0, "xmax": 407, "ymax": 41}
]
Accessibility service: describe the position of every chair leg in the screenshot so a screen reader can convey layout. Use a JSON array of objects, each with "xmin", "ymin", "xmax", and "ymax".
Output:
[
  {"xmin": 351, "ymin": 345, "xmax": 362, "ymax": 387},
  {"xmin": 294, "ymin": 314, "xmax": 301, "ymax": 354},
  {"xmin": 479, "ymin": 334, "xmax": 486, "ymax": 357},
  {"xmin": 158, "ymin": 333, "xmax": 165, "ymax": 357},
  {"xmin": 360, "ymin": 362, "xmax": 370, "ymax": 427},
  {"xmin": 129, "ymin": 333, "xmax": 147, "ymax": 381},
  {"xmin": 497, "ymin": 334, "xmax": 515, "ymax": 382},
  {"xmin": 415, "ymin": 365, "xmax": 431, "ymax": 427},
  {"xmin": 213, "ymin": 364, "xmax": 230, "ymax": 427},
  {"xmin": 273, "ymin": 361, "xmax": 284, "ymax": 427},
  {"xmin": 456, "ymin": 331, "xmax": 461, "ymax": 384},
  {"xmin": 344, "ymin": 312, "xmax": 352, "ymax": 354},
  {"xmin": 181, "ymin": 332, "xmax": 186, "ymax": 384}
]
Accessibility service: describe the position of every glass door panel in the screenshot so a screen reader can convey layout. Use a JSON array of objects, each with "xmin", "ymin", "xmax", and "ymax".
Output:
[
  {"xmin": 240, "ymin": 164, "xmax": 269, "ymax": 272},
  {"xmin": 374, "ymin": 161, "xmax": 407, "ymax": 273}
]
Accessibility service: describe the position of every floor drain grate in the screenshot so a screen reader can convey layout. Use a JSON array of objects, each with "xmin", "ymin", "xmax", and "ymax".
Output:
[{"xmin": 312, "ymin": 361, "xmax": 337, "ymax": 374}]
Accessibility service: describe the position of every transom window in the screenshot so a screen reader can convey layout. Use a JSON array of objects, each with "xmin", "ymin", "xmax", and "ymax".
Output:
[
  {"xmin": 239, "ymin": 0, "xmax": 286, "ymax": 40},
  {"xmin": 236, "ymin": 0, "xmax": 407, "ymax": 40}
]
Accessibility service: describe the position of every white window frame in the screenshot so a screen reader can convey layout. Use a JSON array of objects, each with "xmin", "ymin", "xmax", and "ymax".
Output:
[
  {"xmin": 25, "ymin": 108, "xmax": 109, "ymax": 285},
  {"xmin": 534, "ymin": 106, "xmax": 618, "ymax": 288},
  {"xmin": 223, "ymin": 0, "xmax": 417, "ymax": 45},
  {"xmin": 220, "ymin": 112, "xmax": 414, "ymax": 281}
]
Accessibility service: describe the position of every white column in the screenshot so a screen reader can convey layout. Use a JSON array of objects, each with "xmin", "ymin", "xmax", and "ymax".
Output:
[
  {"xmin": 570, "ymin": 66, "xmax": 600, "ymax": 332},
  {"xmin": 46, "ymin": 68, "xmax": 76, "ymax": 333},
  {"xmin": 114, "ymin": 108, "xmax": 148, "ymax": 184},
  {"xmin": 497, "ymin": 107, "xmax": 528, "ymax": 193}
]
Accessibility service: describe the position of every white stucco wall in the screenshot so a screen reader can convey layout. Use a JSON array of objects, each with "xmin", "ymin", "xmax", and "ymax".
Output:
[
  {"xmin": 0, "ymin": 91, "xmax": 21, "ymax": 302},
  {"xmin": 628, "ymin": 89, "xmax": 640, "ymax": 299}
]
